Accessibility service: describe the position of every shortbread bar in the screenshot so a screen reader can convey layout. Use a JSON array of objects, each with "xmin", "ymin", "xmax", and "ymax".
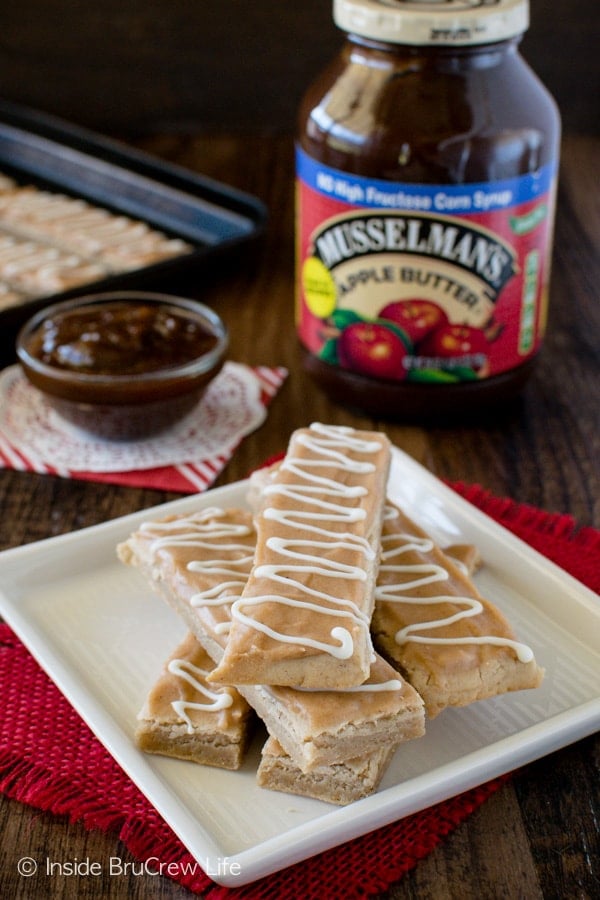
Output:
[
  {"xmin": 209, "ymin": 423, "xmax": 391, "ymax": 689},
  {"xmin": 443, "ymin": 543, "xmax": 482, "ymax": 577},
  {"xmin": 118, "ymin": 506, "xmax": 256, "ymax": 664},
  {"xmin": 0, "ymin": 185, "xmax": 191, "ymax": 274},
  {"xmin": 136, "ymin": 631, "xmax": 254, "ymax": 769},
  {"xmin": 118, "ymin": 505, "xmax": 425, "ymax": 771},
  {"xmin": 371, "ymin": 503, "xmax": 544, "ymax": 717},
  {"xmin": 257, "ymin": 736, "xmax": 395, "ymax": 805},
  {"xmin": 238, "ymin": 654, "xmax": 424, "ymax": 770}
]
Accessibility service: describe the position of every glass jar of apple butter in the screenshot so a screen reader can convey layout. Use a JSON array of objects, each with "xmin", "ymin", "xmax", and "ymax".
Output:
[{"xmin": 296, "ymin": 0, "xmax": 560, "ymax": 419}]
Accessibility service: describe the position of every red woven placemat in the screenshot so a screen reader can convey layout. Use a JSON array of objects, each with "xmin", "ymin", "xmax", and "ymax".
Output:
[{"xmin": 0, "ymin": 484, "xmax": 598, "ymax": 898}]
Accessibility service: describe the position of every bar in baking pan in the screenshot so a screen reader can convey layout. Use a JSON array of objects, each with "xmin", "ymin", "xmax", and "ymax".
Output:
[{"xmin": 0, "ymin": 101, "xmax": 266, "ymax": 357}]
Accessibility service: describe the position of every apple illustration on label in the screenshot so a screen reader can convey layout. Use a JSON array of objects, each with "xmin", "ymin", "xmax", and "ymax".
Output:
[
  {"xmin": 418, "ymin": 323, "xmax": 489, "ymax": 362},
  {"xmin": 337, "ymin": 322, "xmax": 408, "ymax": 380},
  {"xmin": 378, "ymin": 299, "xmax": 448, "ymax": 344}
]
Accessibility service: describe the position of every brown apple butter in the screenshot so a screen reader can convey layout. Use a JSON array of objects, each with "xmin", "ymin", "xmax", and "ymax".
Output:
[
  {"xmin": 296, "ymin": 0, "xmax": 560, "ymax": 419},
  {"xmin": 16, "ymin": 292, "xmax": 228, "ymax": 440},
  {"xmin": 27, "ymin": 300, "xmax": 218, "ymax": 376}
]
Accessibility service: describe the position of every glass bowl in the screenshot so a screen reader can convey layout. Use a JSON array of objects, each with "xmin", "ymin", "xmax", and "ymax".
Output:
[{"xmin": 16, "ymin": 291, "xmax": 228, "ymax": 441}]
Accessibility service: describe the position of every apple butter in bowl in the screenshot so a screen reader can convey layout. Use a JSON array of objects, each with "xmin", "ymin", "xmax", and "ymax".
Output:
[{"xmin": 16, "ymin": 291, "xmax": 228, "ymax": 440}]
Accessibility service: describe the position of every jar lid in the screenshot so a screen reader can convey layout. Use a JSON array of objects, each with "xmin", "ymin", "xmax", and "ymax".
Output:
[{"xmin": 333, "ymin": 0, "xmax": 529, "ymax": 47}]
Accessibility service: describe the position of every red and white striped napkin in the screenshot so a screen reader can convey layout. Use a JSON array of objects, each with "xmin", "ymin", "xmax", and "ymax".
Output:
[{"xmin": 0, "ymin": 362, "xmax": 287, "ymax": 493}]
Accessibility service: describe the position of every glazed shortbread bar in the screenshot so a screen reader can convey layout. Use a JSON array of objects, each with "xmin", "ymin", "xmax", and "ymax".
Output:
[
  {"xmin": 117, "ymin": 505, "xmax": 425, "ymax": 771},
  {"xmin": 136, "ymin": 631, "xmax": 255, "ymax": 770},
  {"xmin": 371, "ymin": 503, "xmax": 544, "ymax": 717},
  {"xmin": 209, "ymin": 423, "xmax": 391, "ymax": 689},
  {"xmin": 0, "ymin": 232, "xmax": 108, "ymax": 296},
  {"xmin": 257, "ymin": 736, "xmax": 395, "ymax": 805},
  {"xmin": 443, "ymin": 543, "xmax": 482, "ymax": 577},
  {"xmin": 0, "ymin": 186, "xmax": 191, "ymax": 274},
  {"xmin": 118, "ymin": 507, "xmax": 256, "ymax": 664},
  {"xmin": 238, "ymin": 654, "xmax": 424, "ymax": 770}
]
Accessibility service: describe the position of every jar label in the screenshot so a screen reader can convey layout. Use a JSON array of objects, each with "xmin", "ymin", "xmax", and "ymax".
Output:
[{"xmin": 296, "ymin": 146, "xmax": 557, "ymax": 385}]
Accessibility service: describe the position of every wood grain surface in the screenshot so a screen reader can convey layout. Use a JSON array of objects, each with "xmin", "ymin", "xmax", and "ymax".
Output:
[{"xmin": 0, "ymin": 131, "xmax": 598, "ymax": 899}]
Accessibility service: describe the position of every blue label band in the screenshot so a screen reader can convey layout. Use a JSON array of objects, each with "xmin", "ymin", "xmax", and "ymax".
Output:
[{"xmin": 296, "ymin": 146, "xmax": 557, "ymax": 213}]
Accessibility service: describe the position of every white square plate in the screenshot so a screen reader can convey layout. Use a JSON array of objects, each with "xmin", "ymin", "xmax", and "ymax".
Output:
[{"xmin": 0, "ymin": 446, "xmax": 598, "ymax": 886}]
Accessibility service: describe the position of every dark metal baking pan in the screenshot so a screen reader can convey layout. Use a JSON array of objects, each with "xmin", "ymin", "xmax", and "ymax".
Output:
[{"xmin": 0, "ymin": 101, "xmax": 267, "ymax": 357}]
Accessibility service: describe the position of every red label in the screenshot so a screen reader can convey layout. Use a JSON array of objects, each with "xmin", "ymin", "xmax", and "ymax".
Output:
[{"xmin": 296, "ymin": 147, "xmax": 557, "ymax": 386}]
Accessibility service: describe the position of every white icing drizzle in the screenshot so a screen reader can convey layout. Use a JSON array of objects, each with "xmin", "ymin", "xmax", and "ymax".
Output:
[
  {"xmin": 230, "ymin": 595, "xmax": 356, "ymax": 659},
  {"xmin": 140, "ymin": 507, "xmax": 254, "ymax": 630},
  {"xmin": 141, "ymin": 507, "xmax": 251, "ymax": 547},
  {"xmin": 230, "ymin": 423, "xmax": 383, "ymax": 659},
  {"xmin": 167, "ymin": 658, "xmax": 233, "ymax": 733},
  {"xmin": 375, "ymin": 517, "xmax": 535, "ymax": 664},
  {"xmin": 294, "ymin": 678, "xmax": 404, "ymax": 694},
  {"xmin": 448, "ymin": 557, "xmax": 470, "ymax": 577},
  {"xmin": 139, "ymin": 496, "xmax": 407, "ymax": 698}
]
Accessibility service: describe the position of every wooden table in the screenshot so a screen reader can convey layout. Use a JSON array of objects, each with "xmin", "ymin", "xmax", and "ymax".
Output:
[{"xmin": 0, "ymin": 132, "xmax": 598, "ymax": 899}]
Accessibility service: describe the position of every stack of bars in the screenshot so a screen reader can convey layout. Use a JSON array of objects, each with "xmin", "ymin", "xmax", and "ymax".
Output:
[{"xmin": 118, "ymin": 423, "xmax": 543, "ymax": 805}]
